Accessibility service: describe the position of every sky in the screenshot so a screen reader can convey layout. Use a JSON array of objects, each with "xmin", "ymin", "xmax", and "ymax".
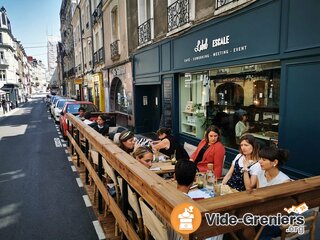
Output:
[{"xmin": 0, "ymin": 0, "xmax": 62, "ymax": 68}]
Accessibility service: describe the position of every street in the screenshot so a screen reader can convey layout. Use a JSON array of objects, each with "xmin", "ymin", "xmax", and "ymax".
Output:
[{"xmin": 0, "ymin": 96, "xmax": 103, "ymax": 240}]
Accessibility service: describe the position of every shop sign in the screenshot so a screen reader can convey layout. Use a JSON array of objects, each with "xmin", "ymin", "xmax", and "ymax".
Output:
[
  {"xmin": 74, "ymin": 78, "xmax": 82, "ymax": 84},
  {"xmin": 173, "ymin": 2, "xmax": 281, "ymax": 69},
  {"xmin": 111, "ymin": 66, "xmax": 126, "ymax": 77}
]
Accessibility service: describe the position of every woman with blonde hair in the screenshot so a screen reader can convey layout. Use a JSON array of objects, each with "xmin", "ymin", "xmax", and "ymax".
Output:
[{"xmin": 133, "ymin": 146, "xmax": 154, "ymax": 169}]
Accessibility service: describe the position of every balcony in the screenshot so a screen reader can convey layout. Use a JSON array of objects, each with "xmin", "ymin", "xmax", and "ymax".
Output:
[
  {"xmin": 93, "ymin": 48, "xmax": 104, "ymax": 66},
  {"xmin": 138, "ymin": 19, "xmax": 152, "ymax": 46},
  {"xmin": 92, "ymin": 1, "xmax": 102, "ymax": 25},
  {"xmin": 110, "ymin": 40, "xmax": 120, "ymax": 60},
  {"xmin": 93, "ymin": 51, "xmax": 98, "ymax": 65},
  {"xmin": 216, "ymin": 0, "xmax": 239, "ymax": 9},
  {"xmin": 167, "ymin": 0, "xmax": 190, "ymax": 32}
]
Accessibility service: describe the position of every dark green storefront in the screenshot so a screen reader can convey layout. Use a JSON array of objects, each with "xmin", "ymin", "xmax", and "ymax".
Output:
[{"xmin": 133, "ymin": 0, "xmax": 320, "ymax": 178}]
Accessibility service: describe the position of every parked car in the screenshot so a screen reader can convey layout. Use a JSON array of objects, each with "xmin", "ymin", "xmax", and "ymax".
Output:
[
  {"xmin": 59, "ymin": 101, "xmax": 99, "ymax": 138},
  {"xmin": 52, "ymin": 98, "xmax": 75, "ymax": 123},
  {"xmin": 50, "ymin": 96, "xmax": 63, "ymax": 116}
]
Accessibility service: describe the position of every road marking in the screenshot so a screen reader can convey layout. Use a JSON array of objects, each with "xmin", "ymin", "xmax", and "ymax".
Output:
[
  {"xmin": 67, "ymin": 156, "xmax": 72, "ymax": 162},
  {"xmin": 76, "ymin": 178, "xmax": 83, "ymax": 187},
  {"xmin": 82, "ymin": 195, "xmax": 92, "ymax": 207},
  {"xmin": 93, "ymin": 220, "xmax": 106, "ymax": 240},
  {"xmin": 58, "ymin": 134, "xmax": 62, "ymax": 138},
  {"xmin": 48, "ymin": 117, "xmax": 51, "ymax": 120},
  {"xmin": 65, "ymin": 149, "xmax": 69, "ymax": 154},
  {"xmin": 54, "ymin": 138, "xmax": 62, "ymax": 147},
  {"xmin": 71, "ymin": 166, "xmax": 77, "ymax": 172},
  {"xmin": 62, "ymin": 143, "xmax": 67, "ymax": 147}
]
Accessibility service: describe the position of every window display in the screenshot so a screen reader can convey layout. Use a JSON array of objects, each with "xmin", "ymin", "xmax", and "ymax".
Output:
[{"xmin": 179, "ymin": 62, "xmax": 280, "ymax": 148}]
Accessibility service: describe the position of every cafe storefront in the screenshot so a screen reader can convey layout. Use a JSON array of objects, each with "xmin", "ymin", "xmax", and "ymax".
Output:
[{"xmin": 133, "ymin": 0, "xmax": 320, "ymax": 178}]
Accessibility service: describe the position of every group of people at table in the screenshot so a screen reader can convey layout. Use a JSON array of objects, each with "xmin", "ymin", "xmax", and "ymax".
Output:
[{"xmin": 78, "ymin": 108, "xmax": 290, "ymax": 240}]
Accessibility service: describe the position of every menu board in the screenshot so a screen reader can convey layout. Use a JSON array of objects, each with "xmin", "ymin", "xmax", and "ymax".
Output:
[{"xmin": 163, "ymin": 78, "xmax": 172, "ymax": 128}]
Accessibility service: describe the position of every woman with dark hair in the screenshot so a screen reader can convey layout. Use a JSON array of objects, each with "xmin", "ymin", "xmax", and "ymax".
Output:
[
  {"xmin": 152, "ymin": 127, "xmax": 189, "ymax": 160},
  {"xmin": 190, "ymin": 125, "xmax": 225, "ymax": 177},
  {"xmin": 222, "ymin": 134, "xmax": 261, "ymax": 191},
  {"xmin": 247, "ymin": 147, "xmax": 291, "ymax": 240},
  {"xmin": 118, "ymin": 130, "xmax": 135, "ymax": 154},
  {"xmin": 257, "ymin": 146, "xmax": 290, "ymax": 188}
]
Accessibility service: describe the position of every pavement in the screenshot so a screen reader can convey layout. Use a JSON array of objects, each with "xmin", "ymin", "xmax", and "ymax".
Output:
[{"xmin": 0, "ymin": 104, "xmax": 22, "ymax": 122}]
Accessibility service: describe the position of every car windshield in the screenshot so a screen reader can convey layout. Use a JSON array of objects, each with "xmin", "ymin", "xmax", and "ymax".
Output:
[
  {"xmin": 57, "ymin": 99, "xmax": 73, "ymax": 108},
  {"xmin": 66, "ymin": 104, "xmax": 98, "ymax": 113}
]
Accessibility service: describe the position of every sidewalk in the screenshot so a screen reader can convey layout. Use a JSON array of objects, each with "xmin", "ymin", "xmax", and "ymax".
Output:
[{"xmin": 0, "ymin": 102, "xmax": 26, "ymax": 122}]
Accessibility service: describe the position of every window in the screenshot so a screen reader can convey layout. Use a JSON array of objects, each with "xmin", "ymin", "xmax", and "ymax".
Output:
[
  {"xmin": 0, "ymin": 51, "xmax": 4, "ymax": 60},
  {"xmin": 167, "ymin": 0, "xmax": 194, "ymax": 33},
  {"xmin": 111, "ymin": 6, "xmax": 119, "ymax": 42},
  {"xmin": 1, "ymin": 12, "xmax": 6, "ymax": 26},
  {"xmin": 179, "ymin": 62, "xmax": 280, "ymax": 148},
  {"xmin": 137, "ymin": 0, "xmax": 154, "ymax": 45},
  {"xmin": 0, "ymin": 70, "xmax": 6, "ymax": 81},
  {"xmin": 0, "ymin": 33, "xmax": 2, "ymax": 44}
]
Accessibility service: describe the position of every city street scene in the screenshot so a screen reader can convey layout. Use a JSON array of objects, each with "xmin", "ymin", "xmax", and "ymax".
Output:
[{"xmin": 0, "ymin": 0, "xmax": 319, "ymax": 240}]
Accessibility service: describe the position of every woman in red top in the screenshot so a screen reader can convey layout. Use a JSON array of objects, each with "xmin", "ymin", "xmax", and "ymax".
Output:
[{"xmin": 190, "ymin": 125, "xmax": 225, "ymax": 177}]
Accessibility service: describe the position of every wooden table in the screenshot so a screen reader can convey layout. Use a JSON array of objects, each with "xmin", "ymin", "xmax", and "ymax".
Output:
[{"xmin": 150, "ymin": 160, "xmax": 175, "ymax": 174}]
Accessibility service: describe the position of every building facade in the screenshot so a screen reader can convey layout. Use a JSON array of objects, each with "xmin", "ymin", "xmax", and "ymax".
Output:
[
  {"xmin": 131, "ymin": 0, "xmax": 320, "ymax": 178},
  {"xmin": 102, "ymin": 0, "xmax": 134, "ymax": 128},
  {"xmin": 60, "ymin": 0, "xmax": 78, "ymax": 97}
]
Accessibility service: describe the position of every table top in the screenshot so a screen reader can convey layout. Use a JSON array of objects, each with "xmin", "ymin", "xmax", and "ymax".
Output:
[{"xmin": 150, "ymin": 160, "xmax": 175, "ymax": 174}]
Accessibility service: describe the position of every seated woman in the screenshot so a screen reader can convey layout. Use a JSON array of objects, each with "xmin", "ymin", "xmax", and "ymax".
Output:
[
  {"xmin": 244, "ymin": 146, "xmax": 291, "ymax": 240},
  {"xmin": 190, "ymin": 125, "xmax": 225, "ymax": 178},
  {"xmin": 257, "ymin": 146, "xmax": 290, "ymax": 188},
  {"xmin": 222, "ymin": 134, "xmax": 261, "ymax": 191},
  {"xmin": 118, "ymin": 130, "xmax": 135, "ymax": 154},
  {"xmin": 90, "ymin": 114, "xmax": 109, "ymax": 136},
  {"xmin": 152, "ymin": 127, "xmax": 189, "ymax": 160},
  {"xmin": 132, "ymin": 146, "xmax": 154, "ymax": 169}
]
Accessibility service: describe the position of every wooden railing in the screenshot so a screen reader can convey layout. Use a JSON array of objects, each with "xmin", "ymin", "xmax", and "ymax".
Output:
[{"xmin": 66, "ymin": 113, "xmax": 320, "ymax": 239}]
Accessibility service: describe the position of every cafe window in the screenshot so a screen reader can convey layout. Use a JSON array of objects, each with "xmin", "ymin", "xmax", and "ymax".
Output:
[{"xmin": 179, "ymin": 61, "xmax": 280, "ymax": 148}]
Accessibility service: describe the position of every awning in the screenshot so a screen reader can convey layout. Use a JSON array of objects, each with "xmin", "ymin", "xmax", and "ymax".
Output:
[{"xmin": 0, "ymin": 89, "xmax": 6, "ymax": 95}]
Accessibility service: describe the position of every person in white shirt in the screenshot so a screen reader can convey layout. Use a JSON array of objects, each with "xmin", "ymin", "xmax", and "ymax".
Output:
[
  {"xmin": 82, "ymin": 112, "xmax": 94, "ymax": 125},
  {"xmin": 235, "ymin": 114, "xmax": 250, "ymax": 144},
  {"xmin": 257, "ymin": 146, "xmax": 290, "ymax": 188},
  {"xmin": 254, "ymin": 146, "xmax": 290, "ymax": 239}
]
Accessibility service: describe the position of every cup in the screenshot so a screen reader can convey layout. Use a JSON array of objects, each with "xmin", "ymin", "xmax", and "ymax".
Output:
[{"xmin": 197, "ymin": 173, "xmax": 204, "ymax": 189}]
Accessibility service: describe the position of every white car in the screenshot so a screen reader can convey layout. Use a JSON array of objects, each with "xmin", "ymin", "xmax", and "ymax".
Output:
[
  {"xmin": 50, "ymin": 96, "xmax": 62, "ymax": 116},
  {"xmin": 52, "ymin": 98, "xmax": 75, "ymax": 123}
]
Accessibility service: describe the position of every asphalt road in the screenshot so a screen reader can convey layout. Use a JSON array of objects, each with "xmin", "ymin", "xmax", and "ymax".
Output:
[{"xmin": 0, "ymin": 97, "xmax": 103, "ymax": 240}]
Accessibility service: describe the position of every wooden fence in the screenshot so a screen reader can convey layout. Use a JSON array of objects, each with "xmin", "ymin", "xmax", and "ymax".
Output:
[{"xmin": 66, "ymin": 113, "xmax": 320, "ymax": 239}]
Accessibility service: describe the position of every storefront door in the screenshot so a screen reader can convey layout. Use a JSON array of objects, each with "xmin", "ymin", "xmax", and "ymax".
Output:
[{"xmin": 135, "ymin": 85, "xmax": 161, "ymax": 133}]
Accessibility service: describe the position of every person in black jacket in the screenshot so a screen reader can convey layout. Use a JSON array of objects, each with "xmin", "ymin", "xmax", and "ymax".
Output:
[{"xmin": 90, "ymin": 114, "xmax": 109, "ymax": 136}]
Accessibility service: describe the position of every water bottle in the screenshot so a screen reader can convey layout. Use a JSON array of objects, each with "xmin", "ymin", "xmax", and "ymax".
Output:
[{"xmin": 205, "ymin": 163, "xmax": 215, "ymax": 191}]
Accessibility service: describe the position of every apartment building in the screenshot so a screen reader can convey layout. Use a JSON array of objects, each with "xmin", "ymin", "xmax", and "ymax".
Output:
[{"xmin": 129, "ymin": 0, "xmax": 320, "ymax": 178}]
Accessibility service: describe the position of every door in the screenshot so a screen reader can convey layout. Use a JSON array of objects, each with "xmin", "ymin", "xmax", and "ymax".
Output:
[{"xmin": 135, "ymin": 84, "xmax": 161, "ymax": 133}]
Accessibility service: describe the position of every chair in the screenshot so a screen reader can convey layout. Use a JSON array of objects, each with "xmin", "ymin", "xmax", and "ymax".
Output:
[
  {"xmin": 279, "ymin": 207, "xmax": 319, "ymax": 240},
  {"xmin": 138, "ymin": 197, "xmax": 169, "ymax": 240},
  {"xmin": 127, "ymin": 185, "xmax": 144, "ymax": 238},
  {"xmin": 101, "ymin": 158, "xmax": 121, "ymax": 236}
]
